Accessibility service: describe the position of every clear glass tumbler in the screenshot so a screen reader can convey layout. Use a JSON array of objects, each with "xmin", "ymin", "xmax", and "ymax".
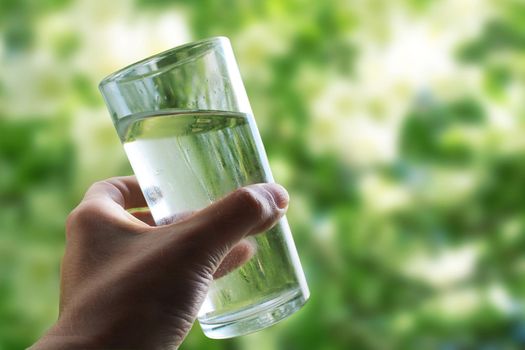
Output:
[{"xmin": 99, "ymin": 37, "xmax": 309, "ymax": 339}]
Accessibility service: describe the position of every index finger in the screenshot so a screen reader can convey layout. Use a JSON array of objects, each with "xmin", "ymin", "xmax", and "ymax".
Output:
[{"xmin": 83, "ymin": 176, "xmax": 147, "ymax": 209}]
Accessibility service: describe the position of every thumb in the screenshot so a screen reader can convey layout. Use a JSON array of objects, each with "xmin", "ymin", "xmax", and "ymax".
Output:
[{"xmin": 170, "ymin": 183, "xmax": 289, "ymax": 267}]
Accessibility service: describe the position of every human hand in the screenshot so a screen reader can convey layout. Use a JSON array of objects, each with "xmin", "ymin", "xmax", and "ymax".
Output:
[{"xmin": 31, "ymin": 176, "xmax": 289, "ymax": 349}]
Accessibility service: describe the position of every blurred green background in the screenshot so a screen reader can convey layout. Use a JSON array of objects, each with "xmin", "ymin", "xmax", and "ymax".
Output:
[{"xmin": 2, "ymin": 0, "xmax": 525, "ymax": 349}]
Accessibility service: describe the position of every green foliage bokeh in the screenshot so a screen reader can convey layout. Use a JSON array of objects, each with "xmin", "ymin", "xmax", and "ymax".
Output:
[{"xmin": 1, "ymin": 0, "xmax": 525, "ymax": 349}]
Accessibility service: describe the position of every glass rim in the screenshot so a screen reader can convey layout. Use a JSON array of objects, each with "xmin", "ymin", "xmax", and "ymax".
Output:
[{"xmin": 99, "ymin": 36, "xmax": 229, "ymax": 88}]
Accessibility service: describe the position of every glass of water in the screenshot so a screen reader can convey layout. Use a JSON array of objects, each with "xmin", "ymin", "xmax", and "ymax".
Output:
[{"xmin": 98, "ymin": 37, "xmax": 309, "ymax": 339}]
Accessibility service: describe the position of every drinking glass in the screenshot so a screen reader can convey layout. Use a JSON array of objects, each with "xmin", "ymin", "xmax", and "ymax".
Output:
[{"xmin": 99, "ymin": 37, "xmax": 309, "ymax": 339}]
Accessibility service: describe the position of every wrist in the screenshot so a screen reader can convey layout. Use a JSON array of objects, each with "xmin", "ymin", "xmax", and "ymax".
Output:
[
  {"xmin": 30, "ymin": 325, "xmax": 100, "ymax": 350},
  {"xmin": 32, "ymin": 306, "xmax": 184, "ymax": 350}
]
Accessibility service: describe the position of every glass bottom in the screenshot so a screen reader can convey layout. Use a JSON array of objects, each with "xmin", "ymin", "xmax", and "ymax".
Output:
[{"xmin": 199, "ymin": 288, "xmax": 308, "ymax": 339}]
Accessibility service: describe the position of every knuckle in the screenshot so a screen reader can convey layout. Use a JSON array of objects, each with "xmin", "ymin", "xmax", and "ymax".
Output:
[
  {"xmin": 66, "ymin": 205, "xmax": 86, "ymax": 230},
  {"xmin": 103, "ymin": 177, "xmax": 124, "ymax": 190},
  {"xmin": 65, "ymin": 206, "xmax": 84, "ymax": 240},
  {"xmin": 65, "ymin": 201, "xmax": 106, "ymax": 239},
  {"xmin": 235, "ymin": 187, "xmax": 268, "ymax": 219},
  {"xmin": 91, "ymin": 179, "xmax": 110, "ymax": 189},
  {"xmin": 90, "ymin": 179, "xmax": 117, "ymax": 194}
]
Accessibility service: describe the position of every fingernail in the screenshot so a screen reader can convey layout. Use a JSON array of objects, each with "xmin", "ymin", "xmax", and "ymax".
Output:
[{"xmin": 268, "ymin": 184, "xmax": 289, "ymax": 209}]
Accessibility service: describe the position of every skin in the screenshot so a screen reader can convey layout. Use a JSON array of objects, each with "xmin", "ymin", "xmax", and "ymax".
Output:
[{"xmin": 31, "ymin": 176, "xmax": 289, "ymax": 349}]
